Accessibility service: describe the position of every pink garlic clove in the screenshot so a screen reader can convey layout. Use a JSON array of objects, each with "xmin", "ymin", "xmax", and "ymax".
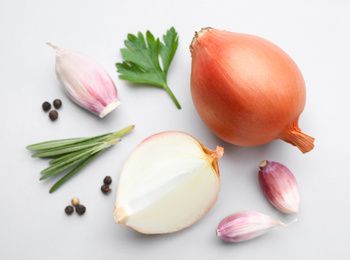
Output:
[
  {"xmin": 216, "ymin": 211, "xmax": 296, "ymax": 243},
  {"xmin": 47, "ymin": 42, "xmax": 120, "ymax": 118},
  {"xmin": 259, "ymin": 160, "xmax": 300, "ymax": 214}
]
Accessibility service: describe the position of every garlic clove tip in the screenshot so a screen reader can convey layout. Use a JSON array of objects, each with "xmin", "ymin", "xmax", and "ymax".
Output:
[
  {"xmin": 279, "ymin": 218, "xmax": 298, "ymax": 227},
  {"xmin": 46, "ymin": 41, "xmax": 61, "ymax": 51}
]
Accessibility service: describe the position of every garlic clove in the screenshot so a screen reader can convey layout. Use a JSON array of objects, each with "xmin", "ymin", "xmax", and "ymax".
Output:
[
  {"xmin": 114, "ymin": 131, "xmax": 223, "ymax": 234},
  {"xmin": 47, "ymin": 42, "xmax": 120, "ymax": 118},
  {"xmin": 259, "ymin": 160, "xmax": 300, "ymax": 213},
  {"xmin": 216, "ymin": 211, "xmax": 296, "ymax": 243}
]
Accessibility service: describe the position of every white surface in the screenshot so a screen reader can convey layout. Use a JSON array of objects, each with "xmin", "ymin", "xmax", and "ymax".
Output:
[{"xmin": 0, "ymin": 0, "xmax": 349, "ymax": 259}]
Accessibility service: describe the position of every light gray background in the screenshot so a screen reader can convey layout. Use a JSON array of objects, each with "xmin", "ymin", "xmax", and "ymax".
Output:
[{"xmin": 1, "ymin": 0, "xmax": 349, "ymax": 259}]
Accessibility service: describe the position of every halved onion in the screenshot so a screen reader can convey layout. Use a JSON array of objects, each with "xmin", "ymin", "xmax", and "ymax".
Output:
[{"xmin": 114, "ymin": 131, "xmax": 223, "ymax": 234}]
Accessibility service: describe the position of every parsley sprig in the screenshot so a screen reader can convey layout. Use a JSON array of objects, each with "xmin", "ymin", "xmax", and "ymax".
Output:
[{"xmin": 116, "ymin": 27, "xmax": 181, "ymax": 109}]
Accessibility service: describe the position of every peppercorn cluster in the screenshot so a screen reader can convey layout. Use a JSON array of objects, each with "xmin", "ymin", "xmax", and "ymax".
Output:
[
  {"xmin": 42, "ymin": 99, "xmax": 62, "ymax": 121},
  {"xmin": 101, "ymin": 176, "xmax": 112, "ymax": 194},
  {"xmin": 64, "ymin": 196, "xmax": 86, "ymax": 215}
]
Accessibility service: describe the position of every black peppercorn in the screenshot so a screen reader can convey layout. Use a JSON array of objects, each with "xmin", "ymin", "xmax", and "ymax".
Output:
[
  {"xmin": 65, "ymin": 205, "xmax": 74, "ymax": 215},
  {"xmin": 76, "ymin": 204, "xmax": 86, "ymax": 215},
  {"xmin": 42, "ymin": 102, "xmax": 51, "ymax": 111},
  {"xmin": 49, "ymin": 110, "xmax": 58, "ymax": 120},
  {"xmin": 101, "ymin": 184, "xmax": 111, "ymax": 194},
  {"xmin": 103, "ymin": 176, "xmax": 112, "ymax": 185},
  {"xmin": 53, "ymin": 99, "xmax": 62, "ymax": 109}
]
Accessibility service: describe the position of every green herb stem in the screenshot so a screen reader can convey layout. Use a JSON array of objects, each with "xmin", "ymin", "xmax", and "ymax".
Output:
[
  {"xmin": 40, "ymin": 154, "xmax": 91, "ymax": 180},
  {"xmin": 48, "ymin": 148, "xmax": 92, "ymax": 165},
  {"xmin": 26, "ymin": 137, "xmax": 87, "ymax": 151},
  {"xmin": 27, "ymin": 125, "xmax": 134, "ymax": 193},
  {"xmin": 105, "ymin": 125, "xmax": 135, "ymax": 141},
  {"xmin": 163, "ymin": 84, "xmax": 181, "ymax": 109},
  {"xmin": 26, "ymin": 132, "xmax": 114, "ymax": 151},
  {"xmin": 31, "ymin": 141, "xmax": 106, "ymax": 158},
  {"xmin": 49, "ymin": 150, "xmax": 105, "ymax": 193},
  {"xmin": 41, "ymin": 148, "xmax": 97, "ymax": 175}
]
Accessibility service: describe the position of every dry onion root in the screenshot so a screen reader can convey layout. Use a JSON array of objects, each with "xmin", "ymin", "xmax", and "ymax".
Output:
[
  {"xmin": 114, "ymin": 131, "xmax": 223, "ymax": 234},
  {"xmin": 190, "ymin": 28, "xmax": 315, "ymax": 153}
]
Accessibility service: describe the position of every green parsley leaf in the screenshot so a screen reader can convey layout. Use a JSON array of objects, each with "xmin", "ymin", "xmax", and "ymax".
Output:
[{"xmin": 116, "ymin": 27, "xmax": 181, "ymax": 109}]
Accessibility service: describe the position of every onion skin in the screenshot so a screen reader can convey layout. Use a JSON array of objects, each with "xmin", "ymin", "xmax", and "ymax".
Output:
[{"xmin": 190, "ymin": 28, "xmax": 314, "ymax": 153}]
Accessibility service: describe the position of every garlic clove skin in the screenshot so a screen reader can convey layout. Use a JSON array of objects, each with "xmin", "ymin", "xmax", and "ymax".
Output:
[
  {"xmin": 47, "ymin": 42, "xmax": 120, "ymax": 118},
  {"xmin": 216, "ymin": 211, "xmax": 296, "ymax": 243},
  {"xmin": 259, "ymin": 160, "xmax": 300, "ymax": 213},
  {"xmin": 114, "ymin": 131, "xmax": 223, "ymax": 234}
]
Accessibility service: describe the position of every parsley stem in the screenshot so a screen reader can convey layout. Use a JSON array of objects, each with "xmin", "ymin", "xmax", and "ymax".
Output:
[{"xmin": 164, "ymin": 84, "xmax": 181, "ymax": 109}]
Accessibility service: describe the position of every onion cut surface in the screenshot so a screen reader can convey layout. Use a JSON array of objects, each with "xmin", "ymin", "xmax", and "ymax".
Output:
[{"xmin": 114, "ymin": 131, "xmax": 223, "ymax": 234}]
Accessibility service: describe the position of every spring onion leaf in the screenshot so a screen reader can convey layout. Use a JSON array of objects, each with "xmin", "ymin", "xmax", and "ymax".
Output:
[
  {"xmin": 27, "ymin": 125, "xmax": 134, "ymax": 193},
  {"xmin": 49, "ymin": 151, "xmax": 104, "ymax": 193},
  {"xmin": 48, "ymin": 149, "xmax": 92, "ymax": 165},
  {"xmin": 40, "ymin": 154, "xmax": 91, "ymax": 180},
  {"xmin": 26, "ymin": 137, "xmax": 87, "ymax": 151},
  {"xmin": 31, "ymin": 142, "xmax": 105, "ymax": 158},
  {"xmin": 26, "ymin": 133, "xmax": 112, "ymax": 151},
  {"xmin": 41, "ymin": 148, "xmax": 97, "ymax": 175},
  {"xmin": 116, "ymin": 27, "xmax": 181, "ymax": 109}
]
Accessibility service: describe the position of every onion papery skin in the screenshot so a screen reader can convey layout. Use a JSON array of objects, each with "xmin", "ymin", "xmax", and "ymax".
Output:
[
  {"xmin": 190, "ymin": 28, "xmax": 314, "ymax": 153},
  {"xmin": 114, "ymin": 131, "xmax": 223, "ymax": 234}
]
